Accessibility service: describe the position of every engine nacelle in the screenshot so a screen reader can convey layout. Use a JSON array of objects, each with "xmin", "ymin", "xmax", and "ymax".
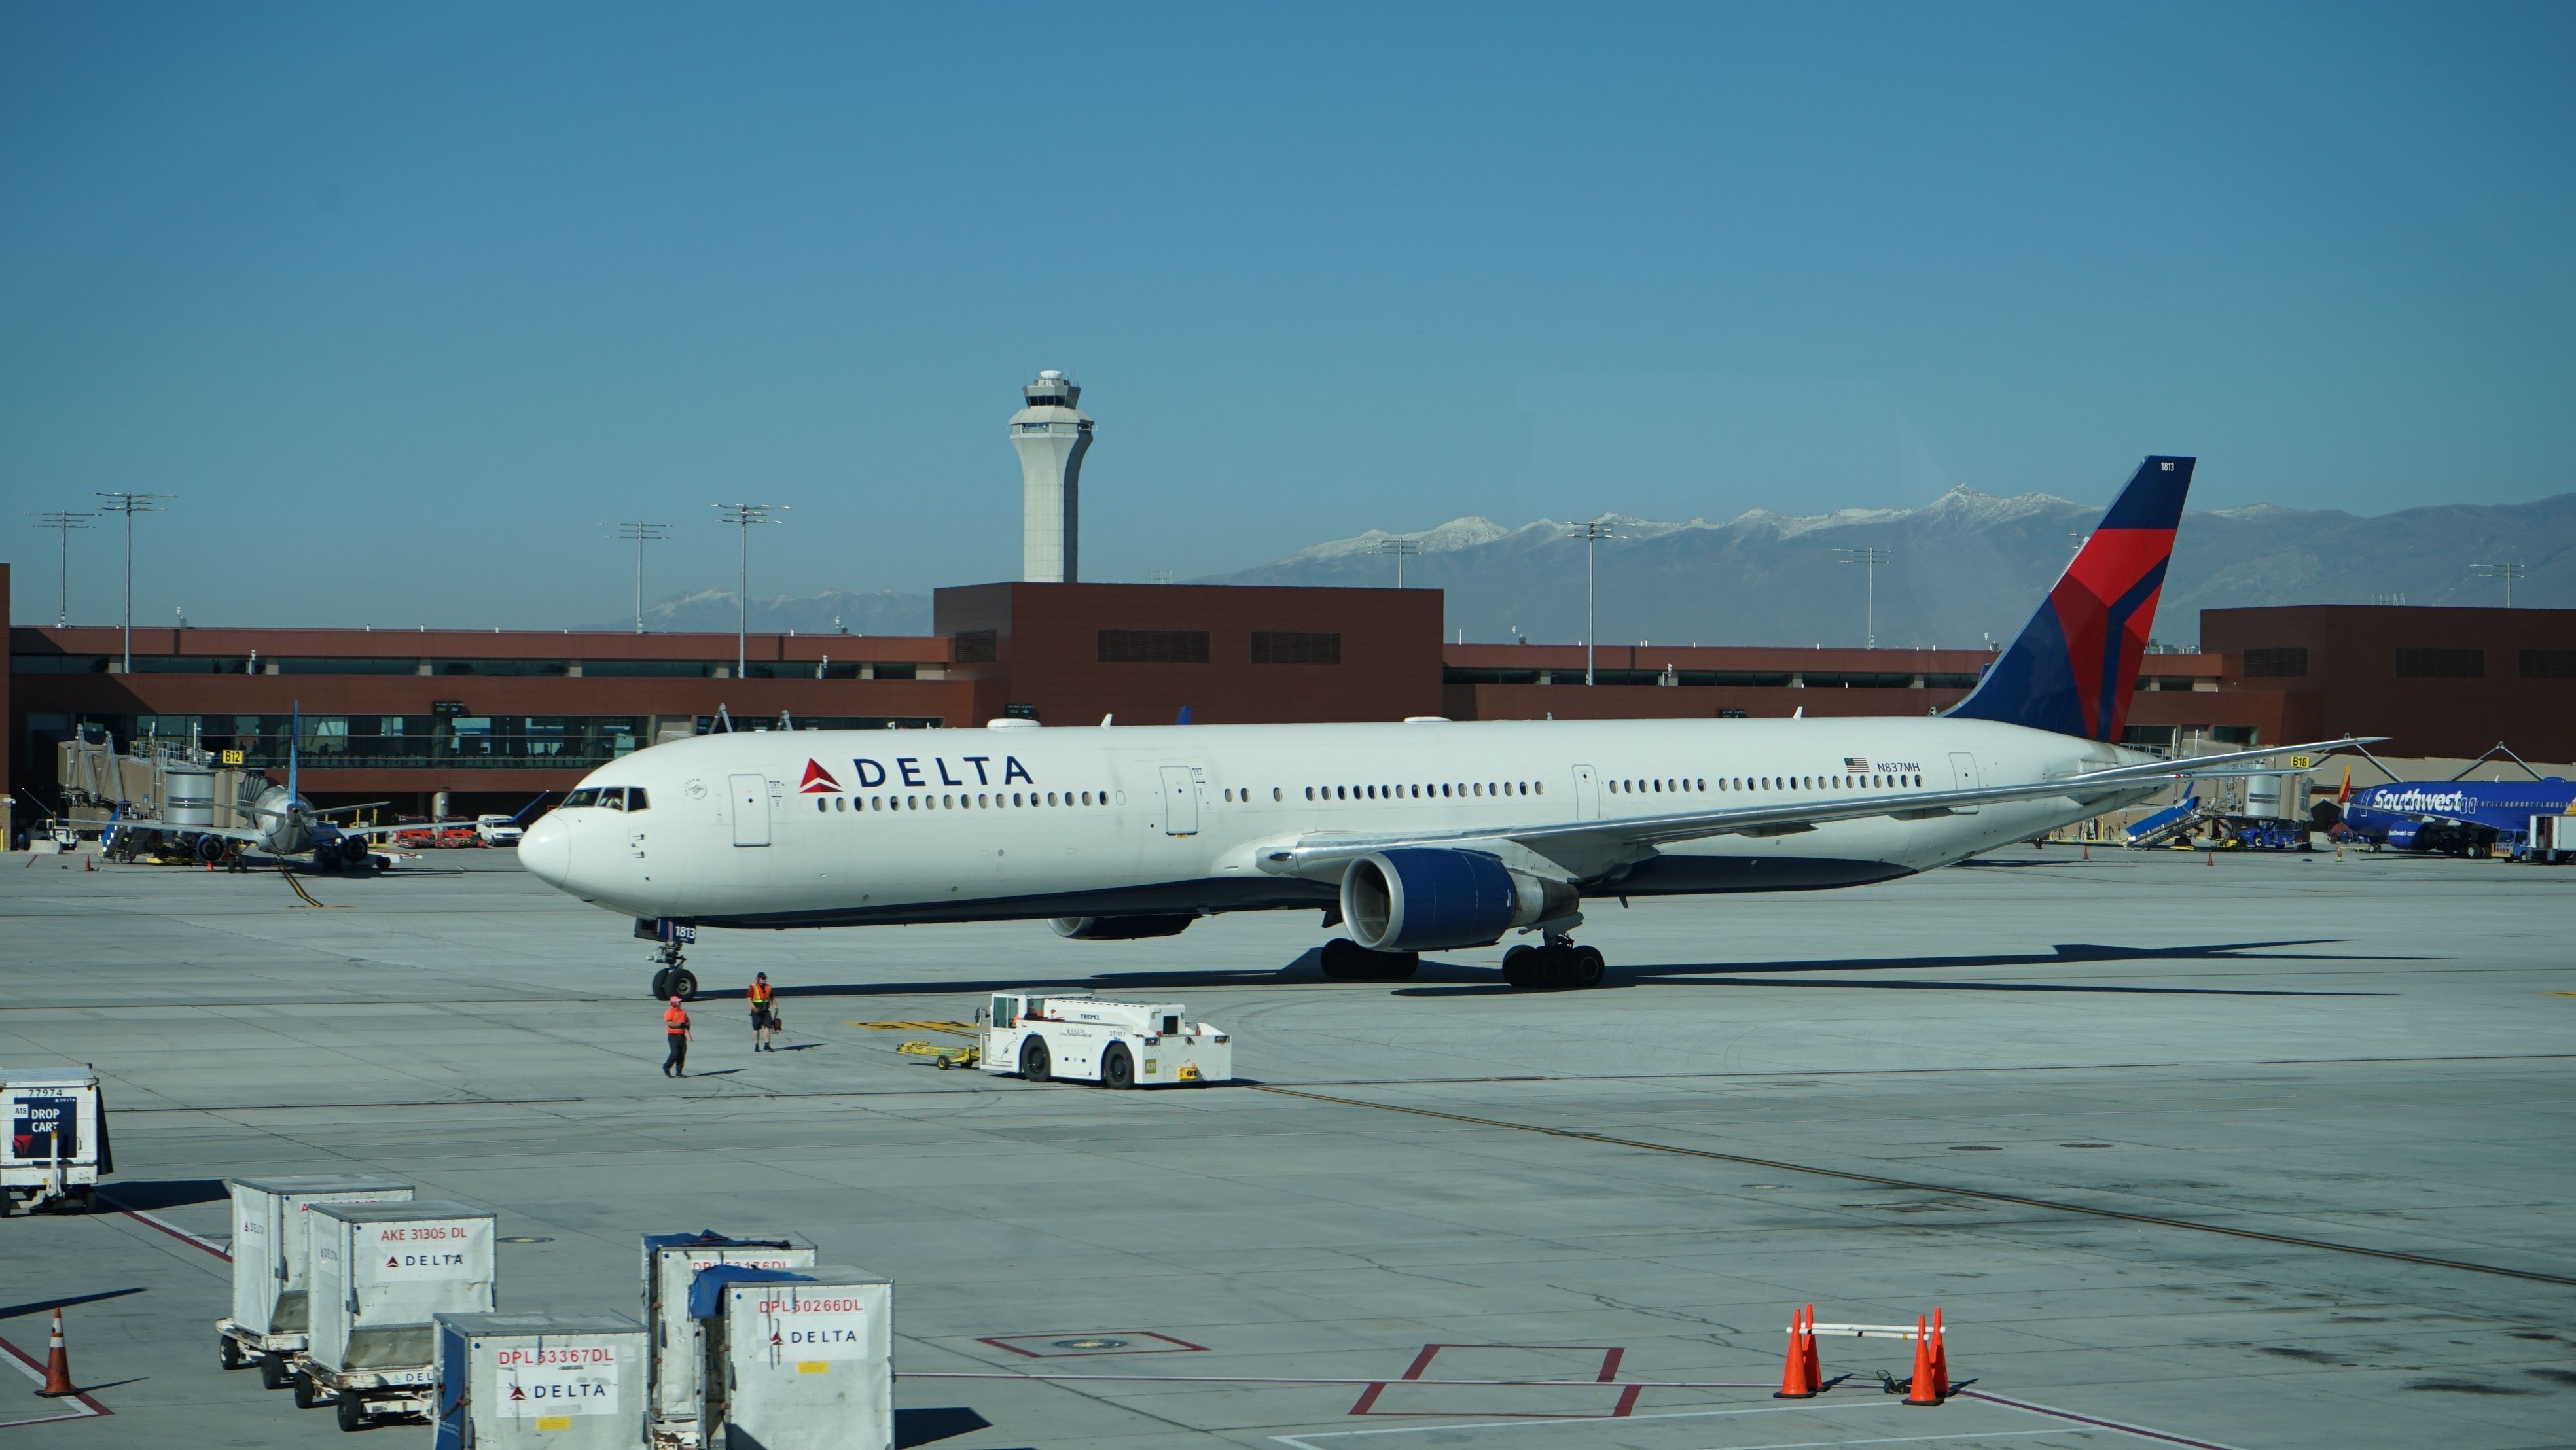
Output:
[
  {"xmin": 1339, "ymin": 849, "xmax": 1578, "ymax": 952},
  {"xmin": 1048, "ymin": 915, "xmax": 1196, "ymax": 941}
]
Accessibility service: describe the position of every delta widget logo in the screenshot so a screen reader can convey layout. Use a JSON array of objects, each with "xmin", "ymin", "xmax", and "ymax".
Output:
[{"xmin": 799, "ymin": 760, "xmax": 841, "ymax": 794}]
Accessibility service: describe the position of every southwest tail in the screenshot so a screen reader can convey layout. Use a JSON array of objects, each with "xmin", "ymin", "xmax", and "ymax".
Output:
[{"xmin": 1948, "ymin": 455, "xmax": 2193, "ymax": 743}]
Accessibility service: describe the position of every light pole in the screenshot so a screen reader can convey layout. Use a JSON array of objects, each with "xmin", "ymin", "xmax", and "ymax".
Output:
[
  {"xmin": 93, "ymin": 492, "xmax": 168, "ymax": 675},
  {"xmin": 34, "ymin": 511, "xmax": 92, "ymax": 627},
  {"xmin": 611, "ymin": 522, "xmax": 670, "ymax": 633},
  {"xmin": 713, "ymin": 503, "xmax": 785, "ymax": 679},
  {"xmin": 1365, "ymin": 537, "xmax": 1420, "ymax": 587},
  {"xmin": 1831, "ymin": 546, "xmax": 1891, "ymax": 648},
  {"xmin": 2470, "ymin": 561, "xmax": 2526, "ymax": 607},
  {"xmin": 1567, "ymin": 519, "xmax": 1620, "ymax": 685}
]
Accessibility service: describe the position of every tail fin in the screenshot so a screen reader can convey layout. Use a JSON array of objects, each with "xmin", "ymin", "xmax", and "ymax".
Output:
[{"xmin": 1948, "ymin": 455, "xmax": 2193, "ymax": 742}]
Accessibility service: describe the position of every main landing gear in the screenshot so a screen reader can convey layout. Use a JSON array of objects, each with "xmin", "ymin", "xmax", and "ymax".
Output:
[
  {"xmin": 1501, "ymin": 934, "xmax": 1606, "ymax": 991},
  {"xmin": 647, "ymin": 941, "xmax": 700, "ymax": 1002}
]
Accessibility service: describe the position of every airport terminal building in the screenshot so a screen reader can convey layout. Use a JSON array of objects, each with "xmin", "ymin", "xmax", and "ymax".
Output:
[{"xmin": 11, "ymin": 561, "xmax": 2570, "ymax": 821}]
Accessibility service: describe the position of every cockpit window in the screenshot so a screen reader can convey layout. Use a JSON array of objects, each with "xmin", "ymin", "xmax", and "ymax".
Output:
[
  {"xmin": 563, "ymin": 788, "xmax": 601, "ymax": 808},
  {"xmin": 625, "ymin": 788, "xmax": 649, "ymax": 812},
  {"xmin": 600, "ymin": 790, "xmax": 626, "ymax": 811}
]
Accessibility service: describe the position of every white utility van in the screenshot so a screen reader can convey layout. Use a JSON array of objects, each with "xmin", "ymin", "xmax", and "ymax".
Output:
[
  {"xmin": 983, "ymin": 994, "xmax": 1231, "ymax": 1088},
  {"xmin": 475, "ymin": 815, "xmax": 524, "ymax": 846}
]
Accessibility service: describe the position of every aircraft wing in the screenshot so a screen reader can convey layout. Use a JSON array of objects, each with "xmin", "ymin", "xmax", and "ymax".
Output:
[
  {"xmin": 336, "ymin": 818, "xmax": 484, "ymax": 838},
  {"xmin": 1260, "ymin": 737, "xmax": 2382, "ymax": 879},
  {"xmin": 102, "ymin": 819, "xmax": 264, "ymax": 844}
]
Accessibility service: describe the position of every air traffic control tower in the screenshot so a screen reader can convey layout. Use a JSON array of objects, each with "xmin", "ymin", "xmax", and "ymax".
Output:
[{"xmin": 1009, "ymin": 369, "xmax": 1094, "ymax": 583}]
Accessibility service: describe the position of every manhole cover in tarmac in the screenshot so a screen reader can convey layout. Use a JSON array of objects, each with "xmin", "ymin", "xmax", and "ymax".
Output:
[
  {"xmin": 1948, "ymin": 1145, "xmax": 2002, "ymax": 1152},
  {"xmin": 1050, "ymin": 1338, "xmax": 1129, "ymax": 1351}
]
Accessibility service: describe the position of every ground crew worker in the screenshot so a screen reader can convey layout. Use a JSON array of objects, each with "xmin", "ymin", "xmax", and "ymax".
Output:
[
  {"xmin": 749, "ymin": 972, "xmax": 778, "ymax": 1052},
  {"xmin": 662, "ymin": 996, "xmax": 694, "ymax": 1077}
]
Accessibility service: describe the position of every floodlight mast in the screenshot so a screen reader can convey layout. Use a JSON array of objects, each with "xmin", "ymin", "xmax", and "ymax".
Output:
[
  {"xmin": 611, "ymin": 522, "xmax": 670, "ymax": 633},
  {"xmin": 1365, "ymin": 537, "xmax": 1421, "ymax": 588},
  {"xmin": 713, "ymin": 503, "xmax": 785, "ymax": 680},
  {"xmin": 93, "ymin": 492, "xmax": 168, "ymax": 675},
  {"xmin": 1567, "ymin": 519, "xmax": 1620, "ymax": 685},
  {"xmin": 34, "ymin": 511, "xmax": 93, "ymax": 628},
  {"xmin": 2470, "ymin": 561, "xmax": 2526, "ymax": 608},
  {"xmin": 1832, "ymin": 546, "xmax": 1892, "ymax": 648}
]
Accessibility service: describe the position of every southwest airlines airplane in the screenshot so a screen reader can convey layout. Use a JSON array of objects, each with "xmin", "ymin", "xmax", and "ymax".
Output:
[{"xmin": 518, "ymin": 456, "xmax": 2366, "ymax": 999}]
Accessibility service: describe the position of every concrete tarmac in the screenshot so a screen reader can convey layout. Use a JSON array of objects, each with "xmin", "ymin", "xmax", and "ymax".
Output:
[{"xmin": 1, "ymin": 845, "xmax": 2571, "ymax": 1448}]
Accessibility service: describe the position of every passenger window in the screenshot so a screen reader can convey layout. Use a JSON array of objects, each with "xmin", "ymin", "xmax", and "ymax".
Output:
[
  {"xmin": 1273, "ymin": 787, "xmax": 1282, "ymax": 801},
  {"xmin": 816, "ymin": 798, "xmax": 827, "ymax": 813}
]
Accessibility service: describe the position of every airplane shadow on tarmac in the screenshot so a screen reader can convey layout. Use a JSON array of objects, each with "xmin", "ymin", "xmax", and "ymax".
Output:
[
  {"xmin": 730, "ymin": 940, "xmax": 2403, "ymax": 1002},
  {"xmin": 1394, "ymin": 938, "xmax": 2410, "ymax": 999}
]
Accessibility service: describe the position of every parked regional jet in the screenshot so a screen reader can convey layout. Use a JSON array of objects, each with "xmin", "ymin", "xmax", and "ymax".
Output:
[
  {"xmin": 103, "ymin": 705, "xmax": 488, "ymax": 871},
  {"xmin": 518, "ymin": 456, "xmax": 2371, "ymax": 1000}
]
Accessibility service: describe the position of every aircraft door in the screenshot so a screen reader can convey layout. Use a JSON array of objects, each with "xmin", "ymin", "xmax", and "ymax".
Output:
[
  {"xmin": 1948, "ymin": 752, "xmax": 1982, "ymax": 814},
  {"xmin": 1158, "ymin": 766, "xmax": 1200, "ymax": 836},
  {"xmin": 728, "ymin": 772, "xmax": 772, "ymax": 847},
  {"xmin": 1571, "ymin": 765, "xmax": 1600, "ymax": 822}
]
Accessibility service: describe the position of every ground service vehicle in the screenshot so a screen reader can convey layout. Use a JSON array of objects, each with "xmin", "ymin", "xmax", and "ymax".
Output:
[{"xmin": 984, "ymin": 993, "xmax": 1232, "ymax": 1087}]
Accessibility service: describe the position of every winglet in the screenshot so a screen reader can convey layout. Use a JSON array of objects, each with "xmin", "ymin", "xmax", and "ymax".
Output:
[{"xmin": 1949, "ymin": 456, "xmax": 2192, "ymax": 741}]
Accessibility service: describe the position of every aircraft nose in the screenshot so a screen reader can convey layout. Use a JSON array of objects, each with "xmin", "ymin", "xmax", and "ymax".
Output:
[{"xmin": 517, "ymin": 813, "xmax": 571, "ymax": 889}]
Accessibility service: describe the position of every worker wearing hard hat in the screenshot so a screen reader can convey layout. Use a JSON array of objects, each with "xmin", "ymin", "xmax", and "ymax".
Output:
[{"xmin": 662, "ymin": 997, "xmax": 694, "ymax": 1078}]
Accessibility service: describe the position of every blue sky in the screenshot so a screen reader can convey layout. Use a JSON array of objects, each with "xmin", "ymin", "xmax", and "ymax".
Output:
[{"xmin": 5, "ymin": 3, "xmax": 2570, "ymax": 628}]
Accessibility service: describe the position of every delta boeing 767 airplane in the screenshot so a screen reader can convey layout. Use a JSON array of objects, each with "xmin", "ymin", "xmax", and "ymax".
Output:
[{"xmin": 518, "ymin": 456, "xmax": 2369, "ymax": 999}]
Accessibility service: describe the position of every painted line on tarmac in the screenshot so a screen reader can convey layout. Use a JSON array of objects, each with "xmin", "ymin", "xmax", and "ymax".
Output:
[
  {"xmin": 94, "ymin": 1192, "xmax": 230, "ymax": 1262},
  {"xmin": 1956, "ymin": 1390, "xmax": 2243, "ymax": 1450},
  {"xmin": 0, "ymin": 1328, "xmax": 113, "ymax": 1426},
  {"xmin": 1248, "ymin": 1086, "xmax": 2576, "ymax": 1288}
]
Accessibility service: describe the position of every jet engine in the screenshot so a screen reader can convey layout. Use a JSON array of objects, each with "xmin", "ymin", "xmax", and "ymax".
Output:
[
  {"xmin": 1048, "ymin": 915, "xmax": 1196, "ymax": 940},
  {"xmin": 1338, "ymin": 849, "xmax": 1577, "ymax": 953}
]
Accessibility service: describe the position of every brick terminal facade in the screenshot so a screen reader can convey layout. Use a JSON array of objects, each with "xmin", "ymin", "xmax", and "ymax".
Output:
[{"xmin": 9, "ymin": 578, "xmax": 2569, "ymax": 819}]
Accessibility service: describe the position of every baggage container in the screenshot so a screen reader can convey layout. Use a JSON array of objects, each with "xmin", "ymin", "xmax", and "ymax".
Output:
[
  {"xmin": 640, "ymin": 1231, "xmax": 816, "ymax": 1443},
  {"xmin": 1, "ymin": 1064, "xmax": 110, "ymax": 1214},
  {"xmin": 432, "ymin": 1311, "xmax": 649, "ymax": 1450},
  {"xmin": 665, "ymin": 1264, "xmax": 891, "ymax": 1450},
  {"xmin": 302, "ymin": 1199, "xmax": 497, "ymax": 1430},
  {"xmin": 217, "ymin": 1175, "xmax": 414, "ymax": 1375}
]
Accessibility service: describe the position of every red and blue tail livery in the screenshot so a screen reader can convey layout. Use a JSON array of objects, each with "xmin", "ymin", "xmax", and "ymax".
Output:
[{"xmin": 1949, "ymin": 455, "xmax": 2193, "ymax": 743}]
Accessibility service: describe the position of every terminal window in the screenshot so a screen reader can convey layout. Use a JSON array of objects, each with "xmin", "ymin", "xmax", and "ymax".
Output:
[
  {"xmin": 1251, "ymin": 631, "xmax": 1341, "ymax": 665},
  {"xmin": 2520, "ymin": 649, "xmax": 2576, "ymax": 679},
  {"xmin": 2395, "ymin": 648, "xmax": 2484, "ymax": 679},
  {"xmin": 953, "ymin": 630, "xmax": 999, "ymax": 663},
  {"xmin": 2242, "ymin": 647, "xmax": 2308, "ymax": 678},
  {"xmin": 1098, "ymin": 629, "xmax": 1209, "ymax": 664}
]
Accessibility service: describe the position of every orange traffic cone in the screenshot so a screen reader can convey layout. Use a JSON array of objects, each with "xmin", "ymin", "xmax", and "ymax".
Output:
[
  {"xmin": 1903, "ymin": 1314, "xmax": 1941, "ymax": 1405},
  {"xmin": 1774, "ymin": 1304, "xmax": 1816, "ymax": 1398},
  {"xmin": 1928, "ymin": 1307, "xmax": 1950, "ymax": 1392},
  {"xmin": 1801, "ymin": 1303, "xmax": 1823, "ymax": 1390},
  {"xmin": 37, "ymin": 1308, "xmax": 75, "ymax": 1397}
]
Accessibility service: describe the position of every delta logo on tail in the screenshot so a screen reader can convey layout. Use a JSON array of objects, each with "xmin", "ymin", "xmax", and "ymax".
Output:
[
  {"xmin": 799, "ymin": 760, "xmax": 842, "ymax": 794},
  {"xmin": 1950, "ymin": 455, "xmax": 2192, "ymax": 743}
]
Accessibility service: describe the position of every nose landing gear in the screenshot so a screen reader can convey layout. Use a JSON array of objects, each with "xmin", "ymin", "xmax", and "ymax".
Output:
[
  {"xmin": 1501, "ymin": 934, "xmax": 1606, "ymax": 991},
  {"xmin": 648, "ymin": 942, "xmax": 699, "ymax": 1001}
]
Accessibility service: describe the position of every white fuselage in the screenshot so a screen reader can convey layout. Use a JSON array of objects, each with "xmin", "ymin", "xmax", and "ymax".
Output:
[{"xmin": 516, "ymin": 715, "xmax": 2151, "ymax": 932}]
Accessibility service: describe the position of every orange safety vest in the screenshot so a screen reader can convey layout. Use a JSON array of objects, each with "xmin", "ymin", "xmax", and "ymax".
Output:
[
  {"xmin": 748, "ymin": 983, "xmax": 773, "ymax": 1008},
  {"xmin": 664, "ymin": 1004, "xmax": 690, "ymax": 1032}
]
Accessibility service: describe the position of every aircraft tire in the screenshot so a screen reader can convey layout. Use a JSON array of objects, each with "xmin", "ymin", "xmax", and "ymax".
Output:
[
  {"xmin": 1021, "ymin": 1038, "xmax": 1052, "ymax": 1083},
  {"xmin": 1501, "ymin": 945, "xmax": 1535, "ymax": 989},
  {"xmin": 1569, "ymin": 945, "xmax": 1606, "ymax": 989},
  {"xmin": 1101, "ymin": 1044, "xmax": 1134, "ymax": 1089},
  {"xmin": 649, "ymin": 967, "xmax": 675, "ymax": 999},
  {"xmin": 1318, "ymin": 938, "xmax": 1364, "ymax": 979},
  {"xmin": 667, "ymin": 968, "xmax": 698, "ymax": 1001},
  {"xmin": 1375, "ymin": 951, "xmax": 1420, "ymax": 981},
  {"xmin": 1532, "ymin": 945, "xmax": 1573, "ymax": 991}
]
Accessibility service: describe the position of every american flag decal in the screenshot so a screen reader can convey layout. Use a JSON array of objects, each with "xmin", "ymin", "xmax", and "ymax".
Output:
[{"xmin": 1843, "ymin": 756, "xmax": 1870, "ymax": 771}]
